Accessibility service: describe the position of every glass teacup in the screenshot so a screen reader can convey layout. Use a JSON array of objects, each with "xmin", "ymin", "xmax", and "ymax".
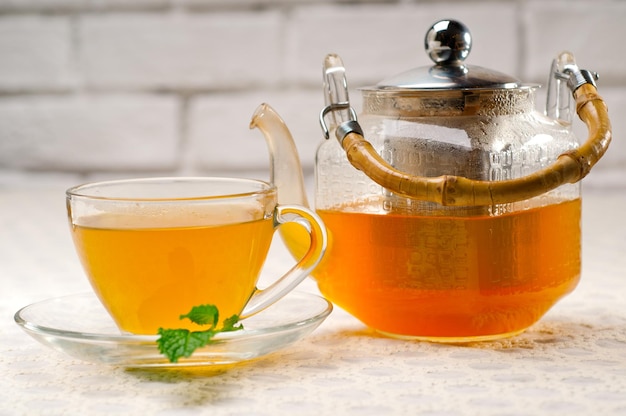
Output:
[{"xmin": 66, "ymin": 177, "xmax": 327, "ymax": 335}]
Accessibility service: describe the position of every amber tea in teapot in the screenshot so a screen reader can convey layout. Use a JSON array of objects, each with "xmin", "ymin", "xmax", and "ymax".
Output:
[{"xmin": 313, "ymin": 198, "xmax": 580, "ymax": 339}]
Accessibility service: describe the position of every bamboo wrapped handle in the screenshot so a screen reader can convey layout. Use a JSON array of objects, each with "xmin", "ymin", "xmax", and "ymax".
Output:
[{"xmin": 339, "ymin": 83, "xmax": 611, "ymax": 206}]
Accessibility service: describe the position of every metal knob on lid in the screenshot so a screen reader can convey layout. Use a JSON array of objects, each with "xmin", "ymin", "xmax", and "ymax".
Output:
[{"xmin": 425, "ymin": 19, "xmax": 471, "ymax": 65}]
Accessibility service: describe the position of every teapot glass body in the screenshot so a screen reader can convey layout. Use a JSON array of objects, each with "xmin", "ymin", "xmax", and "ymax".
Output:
[{"xmin": 311, "ymin": 87, "xmax": 581, "ymax": 341}]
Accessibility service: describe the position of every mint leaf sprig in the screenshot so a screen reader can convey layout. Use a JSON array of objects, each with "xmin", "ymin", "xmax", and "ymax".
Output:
[{"xmin": 157, "ymin": 304, "xmax": 244, "ymax": 363}]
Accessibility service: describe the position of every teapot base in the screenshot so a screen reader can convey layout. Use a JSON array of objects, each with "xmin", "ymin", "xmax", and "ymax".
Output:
[{"xmin": 375, "ymin": 328, "xmax": 527, "ymax": 343}]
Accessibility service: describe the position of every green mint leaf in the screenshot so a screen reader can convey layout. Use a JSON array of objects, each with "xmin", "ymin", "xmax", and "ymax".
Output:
[
  {"xmin": 156, "ymin": 306, "xmax": 245, "ymax": 363},
  {"xmin": 222, "ymin": 314, "xmax": 244, "ymax": 332},
  {"xmin": 179, "ymin": 304, "xmax": 219, "ymax": 328},
  {"xmin": 157, "ymin": 328, "xmax": 215, "ymax": 363}
]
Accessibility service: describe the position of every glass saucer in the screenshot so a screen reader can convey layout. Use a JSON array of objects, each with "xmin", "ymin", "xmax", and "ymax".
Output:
[{"xmin": 14, "ymin": 291, "xmax": 332, "ymax": 368}]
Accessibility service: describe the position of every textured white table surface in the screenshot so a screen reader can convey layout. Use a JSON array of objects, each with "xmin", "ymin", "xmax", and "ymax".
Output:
[{"xmin": 1, "ymin": 183, "xmax": 625, "ymax": 416}]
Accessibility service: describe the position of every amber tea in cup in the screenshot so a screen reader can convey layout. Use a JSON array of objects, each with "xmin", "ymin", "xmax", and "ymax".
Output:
[{"xmin": 66, "ymin": 177, "xmax": 327, "ymax": 335}]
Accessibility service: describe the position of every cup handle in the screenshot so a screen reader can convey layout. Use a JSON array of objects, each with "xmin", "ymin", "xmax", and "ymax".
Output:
[{"xmin": 239, "ymin": 205, "xmax": 327, "ymax": 319}]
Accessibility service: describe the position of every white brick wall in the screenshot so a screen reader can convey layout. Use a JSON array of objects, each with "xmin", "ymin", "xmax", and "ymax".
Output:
[
  {"xmin": 0, "ymin": 94, "xmax": 178, "ymax": 170},
  {"xmin": 80, "ymin": 12, "xmax": 283, "ymax": 90},
  {"xmin": 0, "ymin": 16, "xmax": 74, "ymax": 91},
  {"xmin": 0, "ymin": 0, "xmax": 623, "ymax": 191}
]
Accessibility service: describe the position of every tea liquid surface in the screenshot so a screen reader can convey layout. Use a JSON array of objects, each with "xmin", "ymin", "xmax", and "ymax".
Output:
[
  {"xmin": 72, "ymin": 214, "xmax": 274, "ymax": 334},
  {"xmin": 285, "ymin": 198, "xmax": 581, "ymax": 339}
]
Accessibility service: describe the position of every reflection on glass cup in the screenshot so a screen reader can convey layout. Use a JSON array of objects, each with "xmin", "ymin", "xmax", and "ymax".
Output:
[{"xmin": 66, "ymin": 177, "xmax": 327, "ymax": 335}]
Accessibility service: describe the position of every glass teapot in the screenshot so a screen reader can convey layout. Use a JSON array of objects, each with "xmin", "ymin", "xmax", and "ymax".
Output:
[{"xmin": 250, "ymin": 20, "xmax": 611, "ymax": 341}]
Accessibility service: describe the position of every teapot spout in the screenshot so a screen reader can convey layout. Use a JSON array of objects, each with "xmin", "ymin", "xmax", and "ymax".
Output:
[{"xmin": 250, "ymin": 103, "xmax": 310, "ymax": 208}]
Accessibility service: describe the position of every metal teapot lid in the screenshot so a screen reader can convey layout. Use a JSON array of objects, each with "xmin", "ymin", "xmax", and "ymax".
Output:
[{"xmin": 372, "ymin": 19, "xmax": 521, "ymax": 90}]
